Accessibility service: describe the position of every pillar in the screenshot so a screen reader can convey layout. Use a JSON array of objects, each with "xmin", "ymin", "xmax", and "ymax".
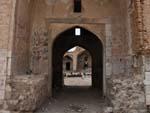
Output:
[{"xmin": 73, "ymin": 54, "xmax": 77, "ymax": 71}]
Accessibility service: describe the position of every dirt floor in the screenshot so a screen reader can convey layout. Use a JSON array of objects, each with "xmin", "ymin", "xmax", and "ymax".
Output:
[
  {"xmin": 64, "ymin": 76, "xmax": 92, "ymax": 86},
  {"xmin": 35, "ymin": 77, "xmax": 108, "ymax": 113}
]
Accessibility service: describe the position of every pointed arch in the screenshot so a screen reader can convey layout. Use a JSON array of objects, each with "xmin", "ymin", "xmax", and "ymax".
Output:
[{"xmin": 52, "ymin": 26, "xmax": 103, "ymax": 93}]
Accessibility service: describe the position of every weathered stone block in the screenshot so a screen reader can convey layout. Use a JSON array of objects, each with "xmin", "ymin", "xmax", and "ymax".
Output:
[{"xmin": 6, "ymin": 75, "xmax": 49, "ymax": 111}]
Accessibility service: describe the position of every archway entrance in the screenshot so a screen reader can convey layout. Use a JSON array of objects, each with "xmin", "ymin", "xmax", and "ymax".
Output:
[
  {"xmin": 52, "ymin": 26, "xmax": 103, "ymax": 93},
  {"xmin": 63, "ymin": 46, "xmax": 92, "ymax": 87}
]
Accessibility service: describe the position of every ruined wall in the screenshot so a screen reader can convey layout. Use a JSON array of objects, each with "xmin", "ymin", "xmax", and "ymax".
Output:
[
  {"xmin": 131, "ymin": 0, "xmax": 150, "ymax": 54},
  {"xmin": 5, "ymin": 74, "xmax": 49, "ymax": 112},
  {"xmin": 105, "ymin": 0, "xmax": 146, "ymax": 112},
  {"xmin": 28, "ymin": 0, "xmax": 146, "ymax": 112},
  {"xmin": 0, "ymin": 0, "xmax": 149, "ymax": 112}
]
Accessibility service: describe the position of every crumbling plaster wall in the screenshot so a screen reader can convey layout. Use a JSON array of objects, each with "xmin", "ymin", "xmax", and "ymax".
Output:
[{"xmin": 11, "ymin": 0, "xmax": 31, "ymax": 75}]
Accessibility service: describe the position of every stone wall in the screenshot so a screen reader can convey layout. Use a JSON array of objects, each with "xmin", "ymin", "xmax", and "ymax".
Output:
[
  {"xmin": 109, "ymin": 75, "xmax": 146, "ymax": 113},
  {"xmin": 0, "ymin": 0, "xmax": 149, "ymax": 112},
  {"xmin": 5, "ymin": 74, "xmax": 49, "ymax": 112},
  {"xmin": 22, "ymin": 0, "xmax": 147, "ymax": 112},
  {"xmin": 132, "ymin": 0, "xmax": 150, "ymax": 54}
]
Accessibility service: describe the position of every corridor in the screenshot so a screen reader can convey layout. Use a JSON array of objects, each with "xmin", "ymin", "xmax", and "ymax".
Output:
[{"xmin": 35, "ymin": 78, "xmax": 107, "ymax": 113}]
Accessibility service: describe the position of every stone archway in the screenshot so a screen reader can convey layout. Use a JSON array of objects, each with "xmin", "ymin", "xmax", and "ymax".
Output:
[{"xmin": 52, "ymin": 26, "xmax": 103, "ymax": 93}]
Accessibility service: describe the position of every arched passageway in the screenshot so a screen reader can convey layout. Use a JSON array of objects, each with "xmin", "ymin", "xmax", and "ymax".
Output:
[
  {"xmin": 52, "ymin": 26, "xmax": 103, "ymax": 92},
  {"xmin": 63, "ymin": 46, "xmax": 92, "ymax": 87}
]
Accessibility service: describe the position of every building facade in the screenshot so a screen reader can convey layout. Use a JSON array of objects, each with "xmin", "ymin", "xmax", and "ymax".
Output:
[{"xmin": 0, "ymin": 0, "xmax": 150, "ymax": 113}]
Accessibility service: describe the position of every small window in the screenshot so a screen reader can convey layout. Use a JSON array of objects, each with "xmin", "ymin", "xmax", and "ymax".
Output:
[
  {"xmin": 74, "ymin": 0, "xmax": 81, "ymax": 13},
  {"xmin": 75, "ymin": 28, "xmax": 81, "ymax": 36}
]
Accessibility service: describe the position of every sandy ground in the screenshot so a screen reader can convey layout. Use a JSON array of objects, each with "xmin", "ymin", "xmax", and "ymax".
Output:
[
  {"xmin": 35, "ymin": 77, "xmax": 107, "ymax": 113},
  {"xmin": 64, "ymin": 76, "xmax": 92, "ymax": 86}
]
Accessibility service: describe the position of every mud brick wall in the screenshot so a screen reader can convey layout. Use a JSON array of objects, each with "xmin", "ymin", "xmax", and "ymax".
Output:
[{"xmin": 5, "ymin": 75, "xmax": 49, "ymax": 112}]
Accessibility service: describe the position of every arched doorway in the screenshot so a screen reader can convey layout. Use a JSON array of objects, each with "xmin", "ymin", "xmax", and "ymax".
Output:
[
  {"xmin": 52, "ymin": 26, "xmax": 103, "ymax": 93},
  {"xmin": 63, "ymin": 55, "xmax": 73, "ymax": 71}
]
